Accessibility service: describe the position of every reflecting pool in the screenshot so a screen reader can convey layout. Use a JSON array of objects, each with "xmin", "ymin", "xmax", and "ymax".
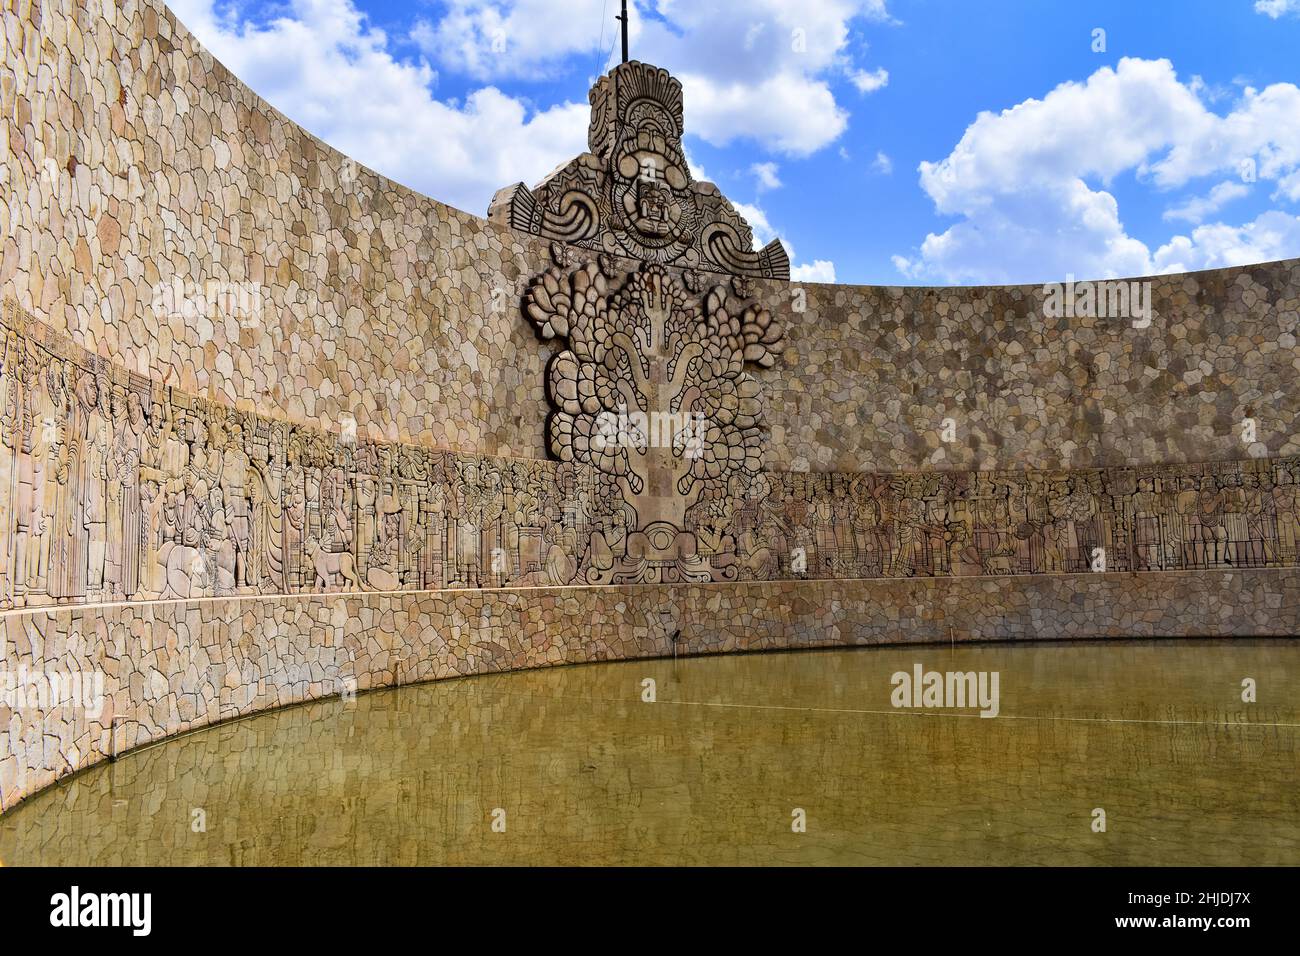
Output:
[{"xmin": 2, "ymin": 639, "xmax": 1296, "ymax": 865}]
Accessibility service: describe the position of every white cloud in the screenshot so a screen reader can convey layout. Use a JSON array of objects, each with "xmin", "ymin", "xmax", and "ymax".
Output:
[
  {"xmin": 1255, "ymin": 0, "xmax": 1300, "ymax": 18},
  {"xmin": 732, "ymin": 201, "xmax": 778, "ymax": 248},
  {"xmin": 411, "ymin": 0, "xmax": 612, "ymax": 80},
  {"xmin": 169, "ymin": 0, "xmax": 589, "ymax": 216},
  {"xmin": 1153, "ymin": 210, "xmax": 1300, "ymax": 272},
  {"xmin": 849, "ymin": 67, "xmax": 889, "ymax": 94},
  {"xmin": 636, "ymin": 0, "xmax": 892, "ymax": 156},
  {"xmin": 890, "ymin": 254, "xmax": 916, "ymax": 277},
  {"xmin": 750, "ymin": 161, "xmax": 783, "ymax": 191},
  {"xmin": 897, "ymin": 57, "xmax": 1300, "ymax": 283},
  {"xmin": 678, "ymin": 71, "xmax": 849, "ymax": 156},
  {"xmin": 872, "ymin": 150, "xmax": 892, "ymax": 174},
  {"xmin": 1163, "ymin": 180, "xmax": 1249, "ymax": 224},
  {"xmin": 411, "ymin": 0, "xmax": 893, "ymax": 158},
  {"xmin": 791, "ymin": 259, "xmax": 837, "ymax": 282}
]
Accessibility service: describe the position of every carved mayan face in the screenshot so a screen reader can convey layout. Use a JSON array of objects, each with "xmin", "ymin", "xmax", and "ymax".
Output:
[
  {"xmin": 613, "ymin": 101, "xmax": 691, "ymax": 251},
  {"xmin": 490, "ymin": 60, "xmax": 789, "ymax": 278},
  {"xmin": 75, "ymin": 371, "xmax": 99, "ymax": 410}
]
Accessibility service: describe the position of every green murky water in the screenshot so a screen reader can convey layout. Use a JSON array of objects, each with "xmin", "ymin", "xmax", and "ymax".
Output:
[{"xmin": 2, "ymin": 639, "xmax": 1296, "ymax": 865}]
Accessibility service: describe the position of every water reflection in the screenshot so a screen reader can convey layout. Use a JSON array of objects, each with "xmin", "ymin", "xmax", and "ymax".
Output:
[{"xmin": 2, "ymin": 639, "xmax": 1296, "ymax": 865}]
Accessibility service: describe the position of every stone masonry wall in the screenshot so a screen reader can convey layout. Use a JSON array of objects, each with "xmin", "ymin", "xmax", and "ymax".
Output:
[
  {"xmin": 0, "ymin": 0, "xmax": 561, "ymax": 456},
  {"xmin": 4, "ymin": 568, "xmax": 1298, "ymax": 812},
  {"xmin": 756, "ymin": 262, "xmax": 1300, "ymax": 472},
  {"xmin": 2, "ymin": 1, "xmax": 1298, "ymax": 472},
  {"xmin": 3, "ymin": 0, "xmax": 1299, "ymax": 816}
]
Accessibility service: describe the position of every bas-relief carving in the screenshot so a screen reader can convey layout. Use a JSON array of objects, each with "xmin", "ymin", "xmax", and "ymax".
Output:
[
  {"xmin": 489, "ymin": 61, "xmax": 790, "ymax": 280},
  {"xmin": 725, "ymin": 464, "xmax": 1300, "ymax": 580},
  {"xmin": 0, "ymin": 303, "xmax": 597, "ymax": 607},
  {"xmin": 524, "ymin": 254, "xmax": 784, "ymax": 583},
  {"xmin": 4, "ymin": 300, "xmax": 1300, "ymax": 615}
]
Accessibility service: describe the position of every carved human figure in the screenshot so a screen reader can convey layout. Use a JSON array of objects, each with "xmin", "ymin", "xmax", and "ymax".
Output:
[
  {"xmin": 47, "ymin": 364, "xmax": 87, "ymax": 602},
  {"xmin": 1132, "ymin": 477, "xmax": 1162, "ymax": 571},
  {"xmin": 366, "ymin": 491, "xmax": 405, "ymax": 591},
  {"xmin": 1243, "ymin": 471, "xmax": 1277, "ymax": 566},
  {"xmin": 83, "ymin": 373, "xmax": 111, "ymax": 599},
  {"xmin": 1272, "ymin": 465, "xmax": 1300, "ymax": 563},
  {"xmin": 0, "ymin": 336, "xmax": 17, "ymax": 607},
  {"xmin": 103, "ymin": 386, "xmax": 128, "ymax": 598},
  {"xmin": 220, "ymin": 418, "xmax": 254, "ymax": 589},
  {"xmin": 15, "ymin": 345, "xmax": 58, "ymax": 603}
]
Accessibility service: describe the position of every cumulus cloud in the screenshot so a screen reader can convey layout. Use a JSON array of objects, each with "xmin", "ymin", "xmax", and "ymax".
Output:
[
  {"xmin": 1255, "ymin": 0, "xmax": 1300, "ymax": 18},
  {"xmin": 1153, "ymin": 210, "xmax": 1300, "ymax": 272},
  {"xmin": 635, "ymin": 0, "xmax": 892, "ymax": 156},
  {"xmin": 791, "ymin": 260, "xmax": 837, "ymax": 282},
  {"xmin": 411, "ymin": 0, "xmax": 613, "ymax": 80},
  {"xmin": 169, "ymin": 0, "xmax": 589, "ymax": 215},
  {"xmin": 872, "ymin": 150, "xmax": 892, "ymax": 174},
  {"xmin": 411, "ymin": 0, "xmax": 893, "ymax": 157},
  {"xmin": 1163, "ymin": 180, "xmax": 1250, "ymax": 224},
  {"xmin": 895, "ymin": 57, "xmax": 1300, "ymax": 283},
  {"xmin": 849, "ymin": 67, "xmax": 889, "ymax": 94},
  {"xmin": 732, "ymin": 201, "xmax": 779, "ymax": 248},
  {"xmin": 751, "ymin": 162, "xmax": 783, "ymax": 191}
]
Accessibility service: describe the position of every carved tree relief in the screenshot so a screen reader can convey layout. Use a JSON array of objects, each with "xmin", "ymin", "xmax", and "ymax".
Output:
[{"xmin": 525, "ymin": 256, "xmax": 784, "ymax": 583}]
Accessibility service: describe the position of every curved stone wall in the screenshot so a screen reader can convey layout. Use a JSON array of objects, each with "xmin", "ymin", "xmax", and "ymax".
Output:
[
  {"xmin": 1, "ymin": 0, "xmax": 563, "ymax": 455},
  {"xmin": 3, "ymin": 2, "xmax": 1297, "ymax": 470},
  {"xmin": 4, "ymin": 299, "xmax": 1298, "ymax": 614},
  {"xmin": 3, "ymin": 0, "xmax": 1299, "ymax": 815},
  {"xmin": 5, "ymin": 568, "xmax": 1299, "ymax": 812},
  {"xmin": 759, "ymin": 262, "xmax": 1300, "ymax": 472}
]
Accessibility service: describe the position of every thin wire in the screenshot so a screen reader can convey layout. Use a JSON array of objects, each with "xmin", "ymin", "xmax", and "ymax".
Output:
[{"xmin": 595, "ymin": 0, "xmax": 609, "ymax": 77}]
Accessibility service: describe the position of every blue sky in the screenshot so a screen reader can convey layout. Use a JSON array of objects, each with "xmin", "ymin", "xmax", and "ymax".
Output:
[{"xmin": 171, "ymin": 0, "xmax": 1300, "ymax": 285}]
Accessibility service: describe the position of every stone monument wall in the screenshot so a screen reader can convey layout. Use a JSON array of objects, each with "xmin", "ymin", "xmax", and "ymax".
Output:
[
  {"xmin": 5, "ymin": 569, "xmax": 1299, "ymax": 812},
  {"xmin": 2, "ymin": 0, "xmax": 1299, "ymax": 812},
  {"xmin": 756, "ymin": 264, "xmax": 1300, "ymax": 472},
  {"xmin": 4, "ymin": 2, "xmax": 1298, "ymax": 473}
]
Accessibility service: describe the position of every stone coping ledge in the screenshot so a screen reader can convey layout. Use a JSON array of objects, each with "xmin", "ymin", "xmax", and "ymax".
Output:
[
  {"xmin": 2, "ymin": 564, "xmax": 1296, "ymax": 622},
  {"xmin": 4, "ymin": 567, "xmax": 1298, "ymax": 814}
]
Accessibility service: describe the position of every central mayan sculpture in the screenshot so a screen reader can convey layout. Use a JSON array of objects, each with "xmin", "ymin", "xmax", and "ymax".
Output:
[
  {"xmin": 489, "ymin": 60, "xmax": 790, "ymax": 279},
  {"xmin": 492, "ymin": 60, "xmax": 789, "ymax": 584}
]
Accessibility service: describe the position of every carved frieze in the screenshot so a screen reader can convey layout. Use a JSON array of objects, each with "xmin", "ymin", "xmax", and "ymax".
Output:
[{"xmin": 3, "ymin": 300, "xmax": 1298, "ymax": 613}]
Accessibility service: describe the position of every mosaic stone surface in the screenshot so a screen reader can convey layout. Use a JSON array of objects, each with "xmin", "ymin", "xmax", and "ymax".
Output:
[
  {"xmin": 0, "ymin": 0, "xmax": 564, "ymax": 457},
  {"xmin": 4, "ymin": 301, "xmax": 1298, "ymax": 612},
  {"xmin": 2, "ymin": 0, "xmax": 1299, "ymax": 817},
  {"xmin": 4, "ymin": 568, "xmax": 1299, "ymax": 812},
  {"xmin": 757, "ymin": 267, "xmax": 1300, "ymax": 472}
]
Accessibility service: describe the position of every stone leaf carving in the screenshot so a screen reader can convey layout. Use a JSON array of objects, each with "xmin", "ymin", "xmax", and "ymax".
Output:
[
  {"xmin": 490, "ymin": 61, "xmax": 790, "ymax": 280},
  {"xmin": 524, "ymin": 258, "xmax": 784, "ymax": 583}
]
